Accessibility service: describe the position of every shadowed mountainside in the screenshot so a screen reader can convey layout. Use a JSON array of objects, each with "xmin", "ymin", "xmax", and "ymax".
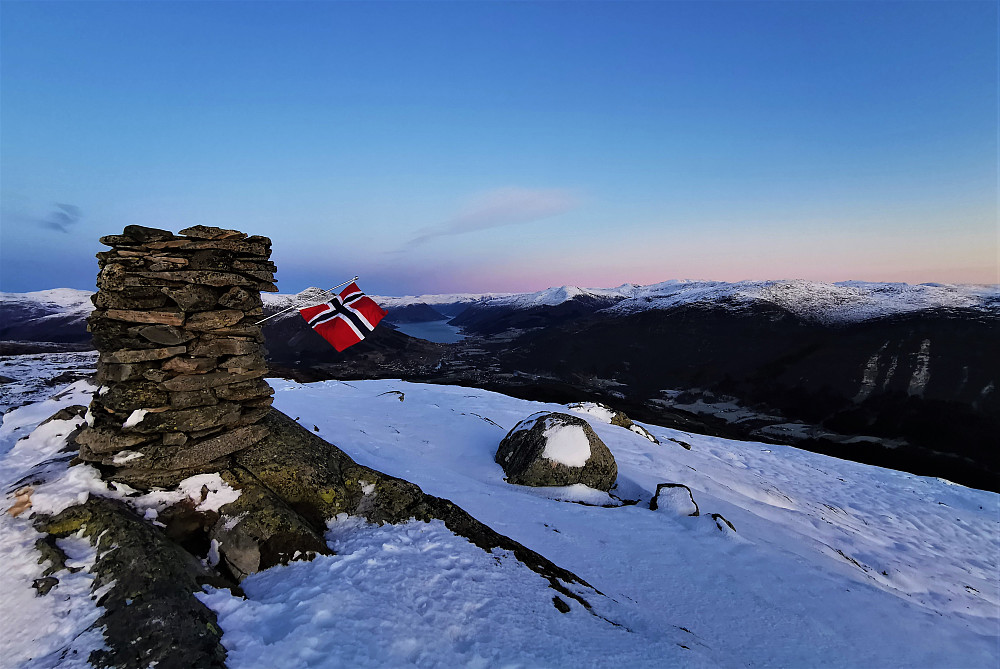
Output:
[{"xmin": 487, "ymin": 301, "xmax": 999, "ymax": 490}]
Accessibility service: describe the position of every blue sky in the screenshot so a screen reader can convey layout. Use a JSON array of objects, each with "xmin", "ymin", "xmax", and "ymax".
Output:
[{"xmin": 1, "ymin": 1, "xmax": 996, "ymax": 295}]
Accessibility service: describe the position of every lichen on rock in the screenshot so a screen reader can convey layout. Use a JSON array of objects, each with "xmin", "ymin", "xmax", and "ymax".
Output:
[{"xmin": 33, "ymin": 497, "xmax": 230, "ymax": 669}]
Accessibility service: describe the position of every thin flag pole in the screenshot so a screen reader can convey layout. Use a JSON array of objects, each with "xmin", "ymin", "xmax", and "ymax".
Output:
[{"xmin": 255, "ymin": 275, "xmax": 360, "ymax": 326}]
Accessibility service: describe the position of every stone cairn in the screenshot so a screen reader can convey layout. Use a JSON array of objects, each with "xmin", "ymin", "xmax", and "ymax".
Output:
[{"xmin": 76, "ymin": 225, "xmax": 278, "ymax": 486}]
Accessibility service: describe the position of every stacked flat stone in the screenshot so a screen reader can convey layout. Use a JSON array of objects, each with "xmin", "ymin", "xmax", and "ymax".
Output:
[{"xmin": 76, "ymin": 225, "xmax": 278, "ymax": 485}]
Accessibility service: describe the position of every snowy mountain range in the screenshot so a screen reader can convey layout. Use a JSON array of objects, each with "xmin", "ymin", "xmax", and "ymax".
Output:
[
  {"xmin": 373, "ymin": 279, "xmax": 999, "ymax": 324},
  {"xmin": 4, "ymin": 280, "xmax": 996, "ymax": 345},
  {"xmin": 1, "ymin": 362, "xmax": 997, "ymax": 667},
  {"xmin": 0, "ymin": 289, "xmax": 94, "ymax": 349}
]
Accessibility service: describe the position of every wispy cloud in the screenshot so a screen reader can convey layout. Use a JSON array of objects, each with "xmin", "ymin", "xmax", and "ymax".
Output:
[
  {"xmin": 41, "ymin": 203, "xmax": 83, "ymax": 233},
  {"xmin": 4, "ymin": 202, "xmax": 85, "ymax": 233},
  {"xmin": 405, "ymin": 187, "xmax": 580, "ymax": 248}
]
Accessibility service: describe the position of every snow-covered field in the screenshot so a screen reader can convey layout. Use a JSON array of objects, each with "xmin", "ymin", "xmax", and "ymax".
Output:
[{"xmin": 1, "ymin": 360, "xmax": 998, "ymax": 667}]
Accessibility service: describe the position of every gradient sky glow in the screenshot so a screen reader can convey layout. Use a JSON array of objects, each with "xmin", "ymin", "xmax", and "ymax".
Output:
[{"xmin": 1, "ymin": 1, "xmax": 997, "ymax": 295}]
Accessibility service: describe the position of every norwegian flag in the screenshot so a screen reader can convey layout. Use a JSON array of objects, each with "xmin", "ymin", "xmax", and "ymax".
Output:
[{"xmin": 299, "ymin": 282, "xmax": 387, "ymax": 352}]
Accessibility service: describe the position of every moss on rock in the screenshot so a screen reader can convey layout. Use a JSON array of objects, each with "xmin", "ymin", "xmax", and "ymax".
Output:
[
  {"xmin": 211, "ymin": 467, "xmax": 330, "ymax": 580},
  {"xmin": 33, "ymin": 497, "xmax": 230, "ymax": 669}
]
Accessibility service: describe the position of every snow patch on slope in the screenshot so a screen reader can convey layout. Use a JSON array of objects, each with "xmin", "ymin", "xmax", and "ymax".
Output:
[
  {"xmin": 473, "ymin": 284, "xmax": 636, "ymax": 310},
  {"xmin": 567, "ymin": 401, "xmax": 618, "ymax": 424}
]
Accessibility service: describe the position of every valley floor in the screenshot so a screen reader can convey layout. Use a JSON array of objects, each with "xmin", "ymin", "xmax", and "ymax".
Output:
[{"xmin": 0, "ymin": 360, "xmax": 997, "ymax": 667}]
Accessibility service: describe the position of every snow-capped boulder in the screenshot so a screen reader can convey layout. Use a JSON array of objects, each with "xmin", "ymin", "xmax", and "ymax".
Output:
[
  {"xmin": 495, "ymin": 412, "xmax": 617, "ymax": 490},
  {"xmin": 566, "ymin": 401, "xmax": 659, "ymax": 444},
  {"xmin": 649, "ymin": 483, "xmax": 699, "ymax": 516}
]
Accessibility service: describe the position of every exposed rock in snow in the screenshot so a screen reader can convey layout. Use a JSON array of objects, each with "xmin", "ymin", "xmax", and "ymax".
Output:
[
  {"xmin": 33, "ymin": 496, "xmax": 231, "ymax": 669},
  {"xmin": 495, "ymin": 412, "xmax": 618, "ymax": 490},
  {"xmin": 711, "ymin": 513, "xmax": 737, "ymax": 535},
  {"xmin": 206, "ymin": 466, "xmax": 328, "ymax": 581},
  {"xmin": 649, "ymin": 483, "xmax": 700, "ymax": 516}
]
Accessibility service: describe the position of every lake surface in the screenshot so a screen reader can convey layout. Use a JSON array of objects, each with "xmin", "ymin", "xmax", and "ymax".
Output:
[{"xmin": 391, "ymin": 320, "xmax": 466, "ymax": 344}]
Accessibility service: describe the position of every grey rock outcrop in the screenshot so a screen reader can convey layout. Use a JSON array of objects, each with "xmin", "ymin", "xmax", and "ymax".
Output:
[{"xmin": 495, "ymin": 412, "xmax": 618, "ymax": 490}]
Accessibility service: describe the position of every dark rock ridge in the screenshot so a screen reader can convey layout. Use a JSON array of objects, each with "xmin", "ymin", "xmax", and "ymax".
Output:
[
  {"xmin": 496, "ymin": 412, "xmax": 618, "ymax": 491},
  {"xmin": 449, "ymin": 292, "xmax": 621, "ymax": 336},
  {"xmin": 496, "ymin": 301, "xmax": 1000, "ymax": 490}
]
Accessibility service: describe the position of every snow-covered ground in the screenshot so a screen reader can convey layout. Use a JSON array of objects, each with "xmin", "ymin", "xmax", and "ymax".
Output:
[
  {"xmin": 0, "ymin": 352, "xmax": 97, "ymax": 414},
  {"xmin": 1, "ymin": 364, "xmax": 998, "ymax": 667},
  {"xmin": 0, "ymin": 379, "xmax": 108, "ymax": 668}
]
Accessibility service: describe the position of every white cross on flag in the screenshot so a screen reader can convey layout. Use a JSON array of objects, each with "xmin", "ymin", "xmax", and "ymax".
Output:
[{"xmin": 298, "ymin": 282, "xmax": 387, "ymax": 352}]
